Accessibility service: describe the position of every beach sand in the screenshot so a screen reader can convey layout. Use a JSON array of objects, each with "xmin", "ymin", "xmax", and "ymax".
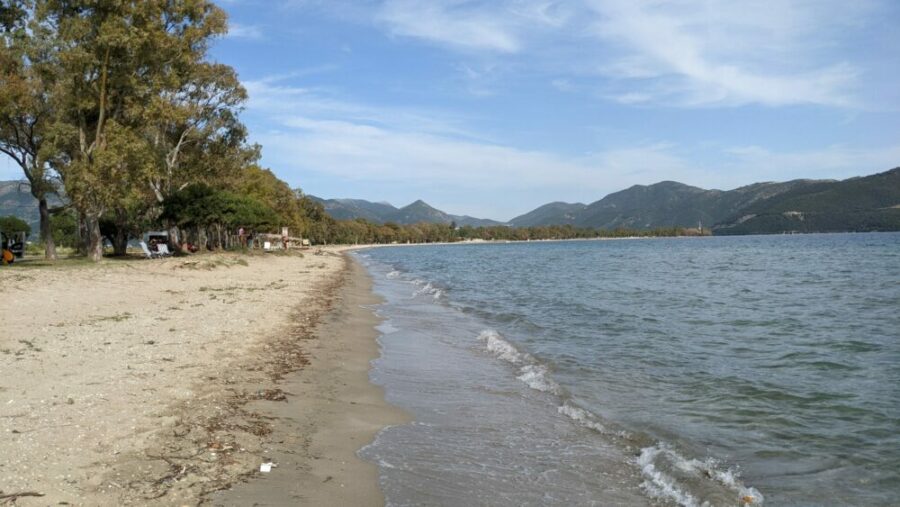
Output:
[{"xmin": 0, "ymin": 249, "xmax": 402, "ymax": 505}]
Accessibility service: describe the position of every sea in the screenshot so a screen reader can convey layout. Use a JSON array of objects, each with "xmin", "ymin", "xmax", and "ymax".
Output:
[{"xmin": 354, "ymin": 233, "xmax": 900, "ymax": 507}]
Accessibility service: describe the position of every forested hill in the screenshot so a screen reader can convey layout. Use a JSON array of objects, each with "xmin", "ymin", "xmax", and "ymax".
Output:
[
  {"xmin": 713, "ymin": 167, "xmax": 900, "ymax": 234},
  {"xmin": 507, "ymin": 202, "xmax": 587, "ymax": 227},
  {"xmin": 503, "ymin": 167, "xmax": 899, "ymax": 233},
  {"xmin": 504, "ymin": 178, "xmax": 824, "ymax": 229},
  {"xmin": 309, "ymin": 196, "xmax": 503, "ymax": 227}
]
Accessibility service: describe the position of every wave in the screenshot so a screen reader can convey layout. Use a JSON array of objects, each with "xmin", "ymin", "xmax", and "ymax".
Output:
[
  {"xmin": 477, "ymin": 330, "xmax": 561, "ymax": 394},
  {"xmin": 411, "ymin": 280, "xmax": 445, "ymax": 300},
  {"xmin": 637, "ymin": 444, "xmax": 764, "ymax": 507},
  {"xmin": 477, "ymin": 329, "xmax": 763, "ymax": 507}
]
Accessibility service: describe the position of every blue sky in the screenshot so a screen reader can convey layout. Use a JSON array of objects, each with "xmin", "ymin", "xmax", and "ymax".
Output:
[{"xmin": 4, "ymin": 0, "xmax": 899, "ymax": 221}]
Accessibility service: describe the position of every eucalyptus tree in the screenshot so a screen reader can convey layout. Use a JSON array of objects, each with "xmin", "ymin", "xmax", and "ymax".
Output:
[
  {"xmin": 36, "ymin": 0, "xmax": 245, "ymax": 260},
  {"xmin": 0, "ymin": 0, "xmax": 67, "ymax": 259},
  {"xmin": 140, "ymin": 6, "xmax": 253, "ymax": 247}
]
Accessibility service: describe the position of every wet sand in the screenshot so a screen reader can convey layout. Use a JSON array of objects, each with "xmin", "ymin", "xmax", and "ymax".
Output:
[{"xmin": 210, "ymin": 256, "xmax": 408, "ymax": 506}]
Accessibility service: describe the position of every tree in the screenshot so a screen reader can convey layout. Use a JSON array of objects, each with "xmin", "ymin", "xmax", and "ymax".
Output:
[
  {"xmin": 0, "ymin": 0, "xmax": 67, "ymax": 259},
  {"xmin": 0, "ymin": 215, "xmax": 30, "ymax": 236},
  {"xmin": 161, "ymin": 183, "xmax": 279, "ymax": 249},
  {"xmin": 143, "ymin": 26, "xmax": 253, "ymax": 248},
  {"xmin": 35, "ymin": 0, "xmax": 242, "ymax": 261},
  {"xmin": 230, "ymin": 165, "xmax": 310, "ymax": 235}
]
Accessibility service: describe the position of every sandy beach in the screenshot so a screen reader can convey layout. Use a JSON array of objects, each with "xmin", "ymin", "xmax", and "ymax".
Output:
[{"xmin": 0, "ymin": 249, "xmax": 403, "ymax": 505}]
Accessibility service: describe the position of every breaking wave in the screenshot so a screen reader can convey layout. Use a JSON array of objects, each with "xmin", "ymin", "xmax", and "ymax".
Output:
[
  {"xmin": 637, "ymin": 444, "xmax": 764, "ymax": 507},
  {"xmin": 478, "ymin": 330, "xmax": 762, "ymax": 507},
  {"xmin": 477, "ymin": 330, "xmax": 561, "ymax": 394},
  {"xmin": 411, "ymin": 280, "xmax": 445, "ymax": 300}
]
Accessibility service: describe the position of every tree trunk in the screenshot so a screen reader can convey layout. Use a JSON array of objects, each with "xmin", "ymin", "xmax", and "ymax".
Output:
[
  {"xmin": 77, "ymin": 213, "xmax": 89, "ymax": 256},
  {"xmin": 165, "ymin": 220, "xmax": 181, "ymax": 251},
  {"xmin": 112, "ymin": 229, "xmax": 128, "ymax": 256},
  {"xmin": 111, "ymin": 208, "xmax": 129, "ymax": 256},
  {"xmin": 86, "ymin": 213, "xmax": 103, "ymax": 261},
  {"xmin": 38, "ymin": 198, "xmax": 57, "ymax": 260}
]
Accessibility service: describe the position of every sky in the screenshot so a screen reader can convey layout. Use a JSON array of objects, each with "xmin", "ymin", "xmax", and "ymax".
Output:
[{"xmin": 4, "ymin": 0, "xmax": 900, "ymax": 221}]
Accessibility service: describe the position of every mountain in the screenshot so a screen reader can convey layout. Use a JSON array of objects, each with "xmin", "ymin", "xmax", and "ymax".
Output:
[
  {"xmin": 573, "ymin": 181, "xmax": 713, "ymax": 229},
  {"xmin": 506, "ymin": 180, "xmax": 821, "ymax": 230},
  {"xmin": 508, "ymin": 202, "xmax": 587, "ymax": 227},
  {"xmin": 714, "ymin": 167, "xmax": 900, "ymax": 234},
  {"xmin": 0, "ymin": 181, "xmax": 40, "ymax": 231},
  {"xmin": 0, "ymin": 180, "xmax": 66, "ymax": 233},
  {"xmin": 572, "ymin": 179, "xmax": 825, "ymax": 230},
  {"xmin": 310, "ymin": 196, "xmax": 504, "ymax": 227},
  {"xmin": 310, "ymin": 197, "xmax": 399, "ymax": 223},
  {"xmin": 390, "ymin": 199, "xmax": 448, "ymax": 224}
]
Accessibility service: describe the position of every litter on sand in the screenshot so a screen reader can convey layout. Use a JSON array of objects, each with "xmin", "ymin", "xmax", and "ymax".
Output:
[{"xmin": 260, "ymin": 462, "xmax": 277, "ymax": 473}]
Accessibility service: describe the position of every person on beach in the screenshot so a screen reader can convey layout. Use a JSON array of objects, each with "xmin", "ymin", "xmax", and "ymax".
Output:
[
  {"xmin": 2, "ymin": 247, "xmax": 14, "ymax": 265},
  {"xmin": 239, "ymin": 226, "xmax": 246, "ymax": 248}
]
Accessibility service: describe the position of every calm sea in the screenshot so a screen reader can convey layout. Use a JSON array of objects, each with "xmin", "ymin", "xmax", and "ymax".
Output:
[{"xmin": 356, "ymin": 233, "xmax": 900, "ymax": 506}]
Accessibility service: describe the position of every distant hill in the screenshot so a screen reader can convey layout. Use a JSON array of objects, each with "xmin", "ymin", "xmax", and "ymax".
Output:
[
  {"xmin": 314, "ymin": 167, "xmax": 899, "ymax": 234},
  {"xmin": 508, "ymin": 202, "xmax": 586, "ymax": 227},
  {"xmin": 309, "ymin": 196, "xmax": 504, "ymax": 227},
  {"xmin": 309, "ymin": 197, "xmax": 398, "ymax": 223},
  {"xmin": 714, "ymin": 167, "xmax": 900, "ymax": 234},
  {"xmin": 575, "ymin": 179, "xmax": 823, "ymax": 229},
  {"xmin": 0, "ymin": 180, "xmax": 41, "ymax": 231},
  {"xmin": 506, "ymin": 179, "xmax": 822, "ymax": 230}
]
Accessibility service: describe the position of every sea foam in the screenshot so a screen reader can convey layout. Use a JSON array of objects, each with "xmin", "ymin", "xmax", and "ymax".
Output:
[
  {"xmin": 477, "ymin": 330, "xmax": 561, "ymax": 394},
  {"xmin": 637, "ymin": 444, "xmax": 764, "ymax": 507},
  {"xmin": 410, "ymin": 280, "xmax": 444, "ymax": 300}
]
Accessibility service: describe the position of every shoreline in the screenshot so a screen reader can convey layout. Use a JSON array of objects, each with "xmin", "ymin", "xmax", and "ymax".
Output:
[
  {"xmin": 209, "ymin": 254, "xmax": 408, "ymax": 506},
  {"xmin": 0, "ymin": 249, "xmax": 404, "ymax": 505}
]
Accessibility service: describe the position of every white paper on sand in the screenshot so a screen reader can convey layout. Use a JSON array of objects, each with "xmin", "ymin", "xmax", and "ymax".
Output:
[{"xmin": 260, "ymin": 462, "xmax": 276, "ymax": 473}]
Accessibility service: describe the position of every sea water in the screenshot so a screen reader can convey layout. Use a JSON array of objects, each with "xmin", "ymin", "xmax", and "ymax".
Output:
[{"xmin": 356, "ymin": 233, "xmax": 900, "ymax": 506}]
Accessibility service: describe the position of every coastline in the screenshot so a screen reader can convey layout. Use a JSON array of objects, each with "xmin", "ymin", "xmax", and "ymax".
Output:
[
  {"xmin": 210, "ymin": 254, "xmax": 408, "ymax": 506},
  {"xmin": 0, "ymin": 249, "xmax": 404, "ymax": 505}
]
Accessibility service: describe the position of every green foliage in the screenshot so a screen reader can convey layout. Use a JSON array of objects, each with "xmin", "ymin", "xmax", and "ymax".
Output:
[
  {"xmin": 161, "ymin": 183, "xmax": 279, "ymax": 230},
  {"xmin": 0, "ymin": 215, "xmax": 30, "ymax": 236},
  {"xmin": 229, "ymin": 165, "xmax": 308, "ymax": 232},
  {"xmin": 50, "ymin": 211, "xmax": 78, "ymax": 247}
]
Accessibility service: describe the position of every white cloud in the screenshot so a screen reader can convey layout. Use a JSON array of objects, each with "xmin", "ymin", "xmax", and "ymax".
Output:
[
  {"xmin": 227, "ymin": 22, "xmax": 264, "ymax": 40},
  {"xmin": 376, "ymin": 1, "xmax": 521, "ymax": 53},
  {"xmin": 361, "ymin": 0, "xmax": 885, "ymax": 108},
  {"xmin": 374, "ymin": 0, "xmax": 574, "ymax": 53},
  {"xmin": 243, "ymin": 77, "xmax": 480, "ymax": 139},
  {"xmin": 584, "ymin": 0, "xmax": 871, "ymax": 107}
]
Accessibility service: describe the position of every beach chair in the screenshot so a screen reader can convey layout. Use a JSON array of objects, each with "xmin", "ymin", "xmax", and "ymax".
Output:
[
  {"xmin": 157, "ymin": 243, "xmax": 173, "ymax": 257},
  {"xmin": 139, "ymin": 241, "xmax": 159, "ymax": 259}
]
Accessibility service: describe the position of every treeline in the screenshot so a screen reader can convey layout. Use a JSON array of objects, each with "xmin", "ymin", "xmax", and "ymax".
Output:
[
  {"xmin": 0, "ymin": 0, "xmax": 319, "ymax": 260},
  {"xmin": 303, "ymin": 218, "xmax": 705, "ymax": 245}
]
